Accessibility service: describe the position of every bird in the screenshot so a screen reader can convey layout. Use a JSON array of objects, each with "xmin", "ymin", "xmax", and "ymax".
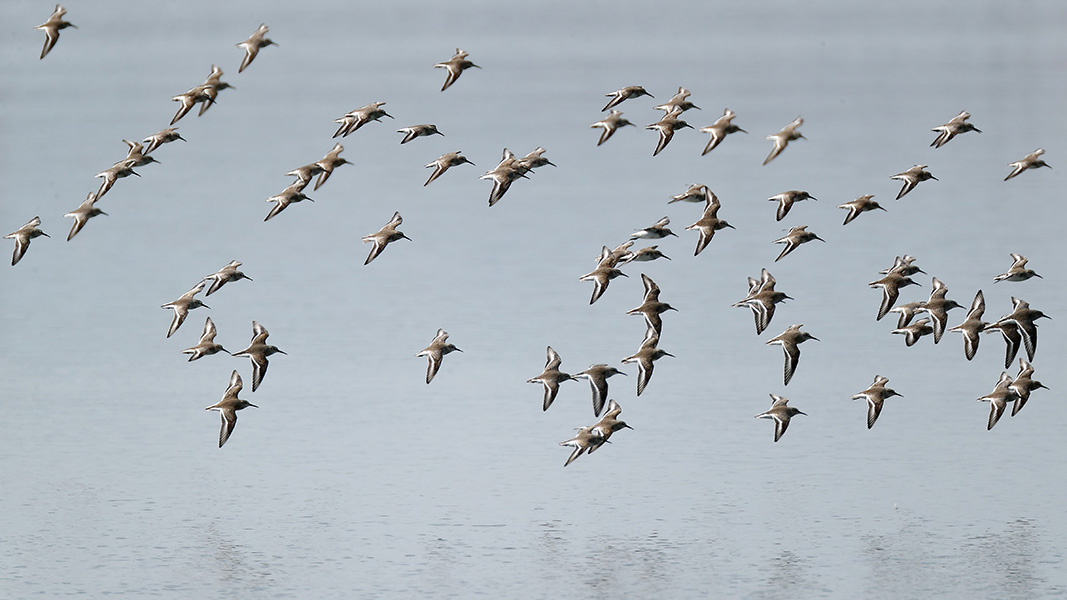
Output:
[
  {"xmin": 434, "ymin": 48, "xmax": 480, "ymax": 91},
  {"xmin": 668, "ymin": 184, "xmax": 710, "ymax": 204},
  {"xmin": 887, "ymin": 301, "xmax": 926, "ymax": 329},
  {"xmin": 772, "ymin": 225, "xmax": 825, "ymax": 262},
  {"xmin": 869, "ymin": 272, "xmax": 920, "ymax": 321},
  {"xmin": 619, "ymin": 245, "xmax": 670, "ymax": 264},
  {"xmin": 182, "ymin": 317, "xmax": 229, "ymax": 362},
  {"xmin": 1009, "ymin": 358, "xmax": 1048, "ymax": 417},
  {"xmin": 190, "ymin": 66, "xmax": 234, "ymax": 117},
  {"xmin": 170, "ymin": 89, "xmax": 202, "ymax": 125},
  {"xmin": 1004, "ymin": 149, "xmax": 1051, "ymax": 181},
  {"xmin": 733, "ymin": 269, "xmax": 792, "ymax": 335},
  {"xmin": 94, "ymin": 160, "xmax": 140, "ymax": 199},
  {"xmin": 396, "ymin": 124, "xmax": 443, "ymax": 144},
  {"xmin": 700, "ymin": 108, "xmax": 746, "ymax": 155},
  {"xmin": 119, "ymin": 140, "xmax": 160, "ymax": 169},
  {"xmin": 284, "ymin": 162, "xmax": 324, "ymax": 190},
  {"xmin": 580, "ymin": 247, "xmax": 628, "ymax": 305},
  {"xmin": 755, "ymin": 394, "xmax": 805, "ymax": 442},
  {"xmin": 993, "ymin": 254, "xmax": 1042, "ymax": 283},
  {"xmin": 590, "ymin": 111, "xmax": 634, "ymax": 146},
  {"xmin": 837, "ymin": 194, "xmax": 886, "ymax": 225},
  {"xmin": 233, "ymin": 321, "xmax": 286, "ymax": 392},
  {"xmin": 916, "ymin": 277, "xmax": 963, "ymax": 343},
  {"xmin": 646, "ymin": 110, "xmax": 693, "ymax": 156},
  {"xmin": 480, "ymin": 148, "xmax": 530, "ymax": 206},
  {"xmin": 948, "ymin": 290, "xmax": 988, "ymax": 360},
  {"xmin": 851, "ymin": 375, "xmax": 902, "ymax": 429},
  {"xmin": 977, "ymin": 372, "xmax": 1018, "ymax": 431},
  {"xmin": 333, "ymin": 102, "xmax": 392, "ymax": 138},
  {"xmin": 602, "ymin": 85, "xmax": 653, "ymax": 111},
  {"xmin": 880, "ymin": 254, "xmax": 925, "ymax": 277},
  {"xmin": 160, "ymin": 281, "xmax": 208, "ymax": 338},
  {"xmin": 891, "ymin": 165, "xmax": 937, "ymax": 200},
  {"xmin": 597, "ymin": 241, "xmax": 635, "ymax": 265},
  {"xmin": 559, "ymin": 426, "xmax": 604, "ymax": 467},
  {"xmin": 622, "ymin": 333, "xmax": 674, "ymax": 396},
  {"xmin": 417, "ymin": 329, "xmax": 461, "ymax": 384},
  {"xmin": 930, "ymin": 111, "xmax": 981, "ymax": 148},
  {"xmin": 573, "ymin": 364, "xmax": 626, "ymax": 417},
  {"xmin": 517, "ymin": 147, "xmax": 555, "ymax": 170},
  {"xmin": 5, "ymin": 216, "xmax": 49, "ymax": 266},
  {"xmin": 653, "ymin": 87, "xmax": 700, "ymax": 114},
  {"xmin": 63, "ymin": 193, "xmax": 107, "ymax": 241},
  {"xmin": 527, "ymin": 346, "xmax": 574, "ymax": 411},
  {"xmin": 763, "ymin": 117, "xmax": 804, "ymax": 165},
  {"xmin": 141, "ymin": 127, "xmax": 185, "ymax": 154},
  {"xmin": 424, "ymin": 151, "xmax": 473, "ymax": 186},
  {"xmin": 312, "ymin": 143, "xmax": 350, "ymax": 190},
  {"xmin": 202, "ymin": 260, "xmax": 252, "ymax": 296},
  {"xmin": 264, "ymin": 183, "xmax": 313, "ymax": 221},
  {"xmin": 765, "ymin": 324, "xmax": 818, "ymax": 385},
  {"xmin": 983, "ymin": 320, "xmax": 1023, "ymax": 370},
  {"xmin": 205, "ymin": 370, "xmax": 257, "ymax": 448},
  {"xmin": 685, "ymin": 195, "xmax": 734, "ymax": 256},
  {"xmin": 362, "ymin": 211, "xmax": 410, "ymax": 265},
  {"xmin": 768, "ymin": 190, "xmax": 816, "ymax": 222},
  {"xmin": 236, "ymin": 23, "xmax": 277, "ymax": 73},
  {"xmin": 35, "ymin": 4, "xmax": 76, "ymax": 59},
  {"xmin": 992, "ymin": 297, "xmax": 1049, "ymax": 361},
  {"xmin": 626, "ymin": 274, "xmax": 677, "ymax": 336},
  {"xmin": 892, "ymin": 317, "xmax": 933, "ymax": 347},
  {"xmin": 631, "ymin": 216, "xmax": 677, "ymax": 240}
]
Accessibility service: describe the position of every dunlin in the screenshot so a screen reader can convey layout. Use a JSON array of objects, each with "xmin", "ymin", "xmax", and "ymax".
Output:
[
  {"xmin": 763, "ymin": 117, "xmax": 804, "ymax": 165},
  {"xmin": 35, "ymin": 4, "xmax": 76, "ymax": 59},
  {"xmin": 95, "ymin": 160, "xmax": 140, "ymax": 198},
  {"xmin": 1005, "ymin": 149, "xmax": 1051, "ymax": 181},
  {"xmin": 313, "ymin": 143, "xmax": 350, "ymax": 190},
  {"xmin": 620, "ymin": 245, "xmax": 670, "ymax": 264},
  {"xmin": 948, "ymin": 290, "xmax": 988, "ymax": 360},
  {"xmin": 596, "ymin": 241, "xmax": 634, "ymax": 265},
  {"xmin": 733, "ymin": 269, "xmax": 791, "ymax": 335},
  {"xmin": 120, "ymin": 140, "xmax": 160, "ymax": 168},
  {"xmin": 233, "ymin": 321, "xmax": 286, "ymax": 392},
  {"xmin": 264, "ymin": 183, "xmax": 313, "ymax": 221},
  {"xmin": 916, "ymin": 277, "xmax": 963, "ymax": 343},
  {"xmin": 333, "ymin": 102, "xmax": 392, "ymax": 138},
  {"xmin": 700, "ymin": 109, "xmax": 746, "ymax": 155},
  {"xmin": 668, "ymin": 184, "xmax": 710, "ymax": 204},
  {"xmin": 560, "ymin": 399, "xmax": 633, "ymax": 466},
  {"xmin": 769, "ymin": 190, "xmax": 816, "ymax": 222},
  {"xmin": 772, "ymin": 225, "xmax": 825, "ymax": 262},
  {"xmin": 236, "ymin": 24, "xmax": 277, "ymax": 73},
  {"xmin": 851, "ymin": 375, "xmax": 901, "ymax": 429},
  {"xmin": 362, "ymin": 211, "xmax": 410, "ymax": 265},
  {"xmin": 887, "ymin": 301, "xmax": 926, "ymax": 329},
  {"xmin": 284, "ymin": 162, "xmax": 324, "ymax": 190},
  {"xmin": 892, "ymin": 317, "xmax": 933, "ymax": 346},
  {"xmin": 518, "ymin": 147, "xmax": 555, "ymax": 170},
  {"xmin": 622, "ymin": 333, "xmax": 674, "ymax": 396},
  {"xmin": 527, "ymin": 346, "xmax": 574, "ymax": 411},
  {"xmin": 602, "ymin": 86, "xmax": 653, "ymax": 111},
  {"xmin": 573, "ymin": 363, "xmax": 625, "ymax": 417},
  {"xmin": 182, "ymin": 316, "xmax": 229, "ymax": 362},
  {"xmin": 5, "ymin": 216, "xmax": 48, "ymax": 266},
  {"xmin": 160, "ymin": 281, "xmax": 208, "ymax": 338},
  {"xmin": 992, "ymin": 297, "xmax": 1049, "ymax": 361},
  {"xmin": 838, "ymin": 195, "xmax": 886, "ymax": 225},
  {"xmin": 870, "ymin": 272, "xmax": 920, "ymax": 320},
  {"xmin": 977, "ymin": 372, "xmax": 1018, "ymax": 430},
  {"xmin": 424, "ymin": 151, "xmax": 473, "ymax": 186},
  {"xmin": 880, "ymin": 255, "xmax": 925, "ymax": 277},
  {"xmin": 205, "ymin": 370, "xmax": 257, "ymax": 448},
  {"xmin": 755, "ymin": 394, "xmax": 805, "ymax": 442},
  {"xmin": 397, "ymin": 124, "xmax": 443, "ymax": 144},
  {"xmin": 891, "ymin": 165, "xmax": 937, "ymax": 200},
  {"xmin": 994, "ymin": 254, "xmax": 1042, "ymax": 283},
  {"xmin": 631, "ymin": 216, "xmax": 677, "ymax": 240},
  {"xmin": 590, "ymin": 110, "xmax": 633, "ymax": 146},
  {"xmin": 580, "ymin": 247, "xmax": 628, "ymax": 304},
  {"xmin": 983, "ymin": 320, "xmax": 1023, "ymax": 369},
  {"xmin": 202, "ymin": 260, "xmax": 252, "ymax": 296},
  {"xmin": 141, "ymin": 127, "xmax": 185, "ymax": 154},
  {"xmin": 685, "ymin": 195, "xmax": 734, "ymax": 256},
  {"xmin": 930, "ymin": 111, "xmax": 980, "ymax": 148},
  {"xmin": 654, "ymin": 87, "xmax": 700, "ymax": 114},
  {"xmin": 766, "ymin": 324, "xmax": 818, "ymax": 385},
  {"xmin": 626, "ymin": 274, "xmax": 677, "ymax": 336},
  {"xmin": 434, "ymin": 48, "xmax": 480, "ymax": 91},
  {"xmin": 63, "ymin": 193, "xmax": 107, "ymax": 241},
  {"xmin": 481, "ymin": 148, "xmax": 530, "ymax": 206},
  {"xmin": 417, "ymin": 329, "xmax": 461, "ymax": 384},
  {"xmin": 646, "ymin": 110, "xmax": 692, "ymax": 156},
  {"xmin": 1009, "ymin": 358, "xmax": 1048, "ymax": 417}
]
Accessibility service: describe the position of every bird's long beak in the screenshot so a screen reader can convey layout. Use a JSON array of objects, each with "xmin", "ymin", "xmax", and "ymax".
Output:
[{"xmin": 248, "ymin": 403, "xmax": 259, "ymax": 408}]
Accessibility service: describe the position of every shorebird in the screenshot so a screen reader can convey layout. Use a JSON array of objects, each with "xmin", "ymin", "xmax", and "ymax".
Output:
[
  {"xmin": 205, "ymin": 371, "xmax": 257, "ymax": 448},
  {"xmin": 930, "ymin": 111, "xmax": 981, "ymax": 148},
  {"xmin": 700, "ymin": 108, "xmax": 745, "ymax": 155},
  {"xmin": 891, "ymin": 165, "xmax": 937, "ymax": 199},
  {"xmin": 560, "ymin": 399, "xmax": 633, "ymax": 466},
  {"xmin": 948, "ymin": 290, "xmax": 988, "ymax": 360},
  {"xmin": 362, "ymin": 211, "xmax": 410, "ymax": 265},
  {"xmin": 333, "ymin": 102, "xmax": 392, "ymax": 137},
  {"xmin": 620, "ymin": 245, "xmax": 670, "ymax": 264},
  {"xmin": 191, "ymin": 65, "xmax": 233, "ymax": 117},
  {"xmin": 95, "ymin": 160, "xmax": 140, "ymax": 198},
  {"xmin": 202, "ymin": 260, "xmax": 252, "ymax": 296},
  {"xmin": 646, "ymin": 110, "xmax": 693, "ymax": 156},
  {"xmin": 994, "ymin": 254, "xmax": 1042, "ymax": 283},
  {"xmin": 397, "ymin": 124, "xmax": 443, "ymax": 144},
  {"xmin": 686, "ymin": 195, "xmax": 734, "ymax": 256},
  {"xmin": 631, "ymin": 216, "xmax": 677, "ymax": 240},
  {"xmin": 527, "ymin": 346, "xmax": 573, "ymax": 411},
  {"xmin": 602, "ymin": 85, "xmax": 653, "ymax": 111},
  {"xmin": 1005, "ymin": 149, "xmax": 1051, "ymax": 181},
  {"xmin": 977, "ymin": 372, "xmax": 1018, "ymax": 430},
  {"xmin": 434, "ymin": 48, "xmax": 480, "ymax": 91},
  {"xmin": 654, "ymin": 87, "xmax": 700, "ymax": 114},
  {"xmin": 880, "ymin": 255, "xmax": 925, "ymax": 277},
  {"xmin": 992, "ymin": 297, "xmax": 1049, "ymax": 361},
  {"xmin": 580, "ymin": 246, "xmax": 628, "ymax": 305},
  {"xmin": 870, "ymin": 272, "xmax": 920, "ymax": 321},
  {"xmin": 233, "ymin": 321, "xmax": 286, "ymax": 392},
  {"xmin": 424, "ymin": 151, "xmax": 473, "ymax": 186},
  {"xmin": 160, "ymin": 281, "xmax": 208, "ymax": 338},
  {"xmin": 573, "ymin": 363, "xmax": 625, "ymax": 417},
  {"xmin": 851, "ymin": 375, "xmax": 901, "ymax": 429},
  {"xmin": 236, "ymin": 24, "xmax": 277, "ymax": 73},
  {"xmin": 5, "ymin": 216, "xmax": 48, "ymax": 266},
  {"xmin": 63, "ymin": 193, "xmax": 106, "ymax": 241},
  {"xmin": 1009, "ymin": 358, "xmax": 1048, "ymax": 417},
  {"xmin": 838, "ymin": 194, "xmax": 886, "ymax": 225},
  {"xmin": 264, "ymin": 183, "xmax": 313, "ymax": 221},
  {"xmin": 517, "ymin": 147, "xmax": 555, "ymax": 170},
  {"xmin": 887, "ymin": 301, "xmax": 926, "ymax": 329},
  {"xmin": 141, "ymin": 127, "xmax": 185, "ymax": 154},
  {"xmin": 769, "ymin": 190, "xmax": 816, "ymax": 222},
  {"xmin": 892, "ymin": 317, "xmax": 933, "ymax": 347},
  {"xmin": 481, "ymin": 148, "xmax": 530, "ymax": 206},
  {"xmin": 983, "ymin": 320, "xmax": 1023, "ymax": 369},
  {"xmin": 170, "ymin": 89, "xmax": 202, "ymax": 125},
  {"xmin": 763, "ymin": 117, "xmax": 804, "ymax": 165},
  {"xmin": 916, "ymin": 277, "xmax": 963, "ymax": 343},
  {"xmin": 182, "ymin": 317, "xmax": 229, "ymax": 362},
  {"xmin": 626, "ymin": 274, "xmax": 677, "ymax": 336},
  {"xmin": 765, "ymin": 324, "xmax": 818, "ymax": 385},
  {"xmin": 119, "ymin": 140, "xmax": 160, "ymax": 168},
  {"xmin": 755, "ymin": 394, "xmax": 805, "ymax": 442},
  {"xmin": 417, "ymin": 329, "xmax": 461, "ymax": 384},
  {"xmin": 733, "ymin": 269, "xmax": 791, "ymax": 334},
  {"xmin": 313, "ymin": 143, "xmax": 350, "ymax": 190},
  {"xmin": 668, "ymin": 184, "xmax": 710, "ymax": 204},
  {"xmin": 590, "ymin": 111, "xmax": 633, "ymax": 146},
  {"xmin": 773, "ymin": 225, "xmax": 825, "ymax": 262},
  {"xmin": 597, "ymin": 241, "xmax": 635, "ymax": 265},
  {"xmin": 35, "ymin": 5, "xmax": 76, "ymax": 59},
  {"xmin": 284, "ymin": 162, "xmax": 324, "ymax": 190}
]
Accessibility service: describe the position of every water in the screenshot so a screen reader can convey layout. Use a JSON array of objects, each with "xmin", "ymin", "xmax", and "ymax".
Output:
[{"xmin": 2, "ymin": 0, "xmax": 1066, "ymax": 597}]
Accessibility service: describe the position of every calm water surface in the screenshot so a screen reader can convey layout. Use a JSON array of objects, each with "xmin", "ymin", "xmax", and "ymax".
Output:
[{"xmin": 2, "ymin": 0, "xmax": 1066, "ymax": 597}]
